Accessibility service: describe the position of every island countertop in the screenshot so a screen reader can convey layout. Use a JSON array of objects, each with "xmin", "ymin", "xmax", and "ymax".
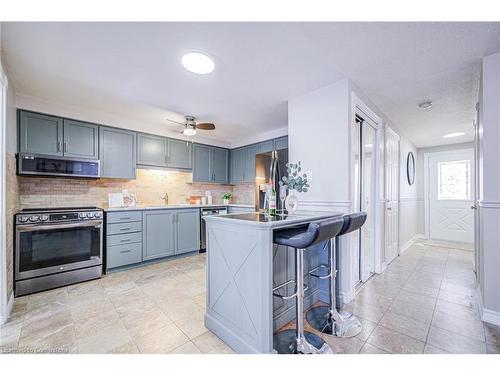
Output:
[{"xmin": 203, "ymin": 210, "xmax": 343, "ymax": 228}]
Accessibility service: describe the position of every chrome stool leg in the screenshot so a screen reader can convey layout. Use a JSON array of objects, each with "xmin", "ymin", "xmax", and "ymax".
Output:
[
  {"xmin": 306, "ymin": 239, "xmax": 362, "ymax": 338},
  {"xmin": 273, "ymin": 247, "xmax": 333, "ymax": 354}
]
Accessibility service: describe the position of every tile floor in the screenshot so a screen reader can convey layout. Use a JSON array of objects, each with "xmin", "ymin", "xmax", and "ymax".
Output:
[{"xmin": 1, "ymin": 240, "xmax": 499, "ymax": 354}]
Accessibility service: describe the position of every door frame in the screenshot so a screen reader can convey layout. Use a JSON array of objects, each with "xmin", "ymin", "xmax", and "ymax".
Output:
[
  {"xmin": 384, "ymin": 125, "xmax": 400, "ymax": 267},
  {"xmin": 349, "ymin": 93, "xmax": 383, "ymax": 285},
  {"xmin": 0, "ymin": 62, "xmax": 8, "ymax": 323},
  {"xmin": 423, "ymin": 148, "xmax": 475, "ymax": 241}
]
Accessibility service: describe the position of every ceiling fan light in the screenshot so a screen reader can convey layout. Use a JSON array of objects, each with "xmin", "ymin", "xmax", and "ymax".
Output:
[{"xmin": 182, "ymin": 127, "xmax": 197, "ymax": 136}]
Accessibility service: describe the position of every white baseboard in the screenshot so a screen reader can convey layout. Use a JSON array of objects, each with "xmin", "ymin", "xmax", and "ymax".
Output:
[
  {"xmin": 399, "ymin": 233, "xmax": 425, "ymax": 255},
  {"xmin": 0, "ymin": 292, "xmax": 14, "ymax": 325},
  {"xmin": 477, "ymin": 288, "xmax": 500, "ymax": 327}
]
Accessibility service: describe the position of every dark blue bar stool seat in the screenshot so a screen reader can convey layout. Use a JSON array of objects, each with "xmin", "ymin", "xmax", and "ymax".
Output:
[
  {"xmin": 272, "ymin": 216, "xmax": 344, "ymax": 354},
  {"xmin": 305, "ymin": 212, "xmax": 367, "ymax": 338}
]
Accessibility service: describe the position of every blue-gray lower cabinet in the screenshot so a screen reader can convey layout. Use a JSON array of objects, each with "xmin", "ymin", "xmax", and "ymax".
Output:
[
  {"xmin": 106, "ymin": 210, "xmax": 143, "ymax": 270},
  {"xmin": 100, "ymin": 126, "xmax": 136, "ymax": 179},
  {"xmin": 18, "ymin": 110, "xmax": 63, "ymax": 156},
  {"xmin": 175, "ymin": 209, "xmax": 201, "ymax": 254},
  {"xmin": 143, "ymin": 210, "xmax": 176, "ymax": 260}
]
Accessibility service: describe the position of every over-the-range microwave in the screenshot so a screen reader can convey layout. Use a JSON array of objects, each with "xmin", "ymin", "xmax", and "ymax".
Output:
[{"xmin": 17, "ymin": 153, "xmax": 100, "ymax": 178}]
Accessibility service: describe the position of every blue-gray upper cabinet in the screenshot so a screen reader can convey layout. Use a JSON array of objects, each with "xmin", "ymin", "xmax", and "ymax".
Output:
[
  {"xmin": 259, "ymin": 140, "xmax": 274, "ymax": 153},
  {"xmin": 211, "ymin": 147, "xmax": 229, "ymax": 183},
  {"xmin": 175, "ymin": 209, "xmax": 200, "ymax": 254},
  {"xmin": 274, "ymin": 136, "xmax": 288, "ymax": 150},
  {"xmin": 167, "ymin": 139, "xmax": 192, "ymax": 170},
  {"xmin": 137, "ymin": 133, "xmax": 168, "ymax": 167},
  {"xmin": 143, "ymin": 210, "xmax": 175, "ymax": 260},
  {"xmin": 192, "ymin": 144, "xmax": 211, "ymax": 182},
  {"xmin": 63, "ymin": 119, "xmax": 99, "ymax": 159},
  {"xmin": 99, "ymin": 127, "xmax": 137, "ymax": 179},
  {"xmin": 229, "ymin": 147, "xmax": 246, "ymax": 183},
  {"xmin": 19, "ymin": 111, "xmax": 63, "ymax": 156},
  {"xmin": 244, "ymin": 144, "xmax": 260, "ymax": 182}
]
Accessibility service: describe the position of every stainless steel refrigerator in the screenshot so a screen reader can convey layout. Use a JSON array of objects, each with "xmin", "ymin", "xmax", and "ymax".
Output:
[{"xmin": 255, "ymin": 149, "xmax": 288, "ymax": 211}]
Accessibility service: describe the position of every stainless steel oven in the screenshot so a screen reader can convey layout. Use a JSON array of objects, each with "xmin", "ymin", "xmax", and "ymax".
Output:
[{"xmin": 15, "ymin": 207, "xmax": 103, "ymax": 296}]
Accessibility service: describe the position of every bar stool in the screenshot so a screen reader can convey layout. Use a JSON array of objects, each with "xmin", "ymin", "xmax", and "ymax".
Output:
[
  {"xmin": 305, "ymin": 212, "xmax": 367, "ymax": 338},
  {"xmin": 272, "ymin": 216, "xmax": 344, "ymax": 354}
]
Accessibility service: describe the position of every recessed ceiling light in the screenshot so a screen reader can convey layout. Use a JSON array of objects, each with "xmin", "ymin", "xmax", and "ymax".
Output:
[
  {"xmin": 443, "ymin": 132, "xmax": 466, "ymax": 138},
  {"xmin": 181, "ymin": 52, "xmax": 215, "ymax": 74},
  {"xmin": 418, "ymin": 101, "xmax": 433, "ymax": 109}
]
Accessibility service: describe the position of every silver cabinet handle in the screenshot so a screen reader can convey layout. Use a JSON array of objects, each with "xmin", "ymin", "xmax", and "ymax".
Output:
[
  {"xmin": 119, "ymin": 227, "xmax": 131, "ymax": 231},
  {"xmin": 119, "ymin": 250, "xmax": 131, "ymax": 254},
  {"xmin": 119, "ymin": 217, "xmax": 132, "ymax": 220},
  {"xmin": 64, "ymin": 142, "xmax": 68, "ymax": 153},
  {"xmin": 57, "ymin": 141, "xmax": 61, "ymax": 152},
  {"xmin": 120, "ymin": 239, "xmax": 131, "ymax": 243}
]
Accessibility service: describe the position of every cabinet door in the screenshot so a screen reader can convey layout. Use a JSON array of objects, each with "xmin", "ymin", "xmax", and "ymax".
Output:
[
  {"xmin": 211, "ymin": 148, "xmax": 228, "ymax": 183},
  {"xmin": 175, "ymin": 209, "xmax": 200, "ymax": 254},
  {"xmin": 192, "ymin": 144, "xmax": 211, "ymax": 182},
  {"xmin": 137, "ymin": 133, "xmax": 167, "ymax": 167},
  {"xmin": 168, "ymin": 138, "xmax": 192, "ymax": 170},
  {"xmin": 244, "ymin": 144, "xmax": 259, "ymax": 182},
  {"xmin": 259, "ymin": 140, "xmax": 273, "ymax": 153},
  {"xmin": 100, "ymin": 127, "xmax": 136, "ymax": 179},
  {"xmin": 63, "ymin": 120, "xmax": 99, "ymax": 159},
  {"xmin": 143, "ymin": 210, "xmax": 175, "ymax": 260},
  {"xmin": 230, "ymin": 148, "xmax": 245, "ymax": 183},
  {"xmin": 274, "ymin": 136, "xmax": 288, "ymax": 150},
  {"xmin": 19, "ymin": 111, "xmax": 63, "ymax": 156}
]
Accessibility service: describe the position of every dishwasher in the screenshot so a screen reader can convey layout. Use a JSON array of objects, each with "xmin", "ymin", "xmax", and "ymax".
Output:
[{"xmin": 200, "ymin": 207, "xmax": 228, "ymax": 252}]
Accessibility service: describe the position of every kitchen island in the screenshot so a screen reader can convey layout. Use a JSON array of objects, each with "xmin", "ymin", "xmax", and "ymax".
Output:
[{"xmin": 203, "ymin": 211, "xmax": 343, "ymax": 354}]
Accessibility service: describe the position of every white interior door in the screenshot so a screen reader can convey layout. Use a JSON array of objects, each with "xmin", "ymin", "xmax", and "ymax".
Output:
[
  {"xmin": 428, "ymin": 149, "xmax": 474, "ymax": 243},
  {"xmin": 385, "ymin": 128, "xmax": 399, "ymax": 264}
]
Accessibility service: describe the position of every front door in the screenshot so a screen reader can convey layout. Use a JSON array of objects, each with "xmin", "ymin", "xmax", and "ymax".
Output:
[{"xmin": 428, "ymin": 149, "xmax": 474, "ymax": 243}]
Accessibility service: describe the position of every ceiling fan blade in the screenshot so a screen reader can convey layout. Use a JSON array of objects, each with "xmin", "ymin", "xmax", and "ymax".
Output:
[
  {"xmin": 166, "ymin": 118, "xmax": 186, "ymax": 126},
  {"xmin": 196, "ymin": 123, "xmax": 216, "ymax": 130}
]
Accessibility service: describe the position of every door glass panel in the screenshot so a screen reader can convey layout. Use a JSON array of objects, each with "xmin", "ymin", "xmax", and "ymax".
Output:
[
  {"xmin": 438, "ymin": 160, "xmax": 471, "ymax": 200},
  {"xmin": 19, "ymin": 226, "xmax": 101, "ymax": 272}
]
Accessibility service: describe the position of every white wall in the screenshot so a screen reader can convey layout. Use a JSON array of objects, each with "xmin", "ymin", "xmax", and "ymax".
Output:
[
  {"xmin": 399, "ymin": 137, "xmax": 419, "ymax": 248},
  {"xmin": 416, "ymin": 142, "xmax": 474, "ymax": 235},
  {"xmin": 477, "ymin": 52, "xmax": 500, "ymax": 324}
]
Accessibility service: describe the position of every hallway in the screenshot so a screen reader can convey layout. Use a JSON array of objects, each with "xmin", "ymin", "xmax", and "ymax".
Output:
[{"xmin": 336, "ymin": 239, "xmax": 500, "ymax": 354}]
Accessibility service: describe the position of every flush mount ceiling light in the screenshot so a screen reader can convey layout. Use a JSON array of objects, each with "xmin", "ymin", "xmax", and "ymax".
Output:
[
  {"xmin": 181, "ymin": 52, "xmax": 215, "ymax": 74},
  {"xmin": 418, "ymin": 101, "xmax": 433, "ymax": 109},
  {"xmin": 443, "ymin": 132, "xmax": 466, "ymax": 138}
]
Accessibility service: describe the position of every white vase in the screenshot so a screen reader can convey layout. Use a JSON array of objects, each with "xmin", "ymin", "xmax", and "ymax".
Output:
[
  {"xmin": 223, "ymin": 198, "xmax": 230, "ymax": 205},
  {"xmin": 285, "ymin": 189, "xmax": 299, "ymax": 214}
]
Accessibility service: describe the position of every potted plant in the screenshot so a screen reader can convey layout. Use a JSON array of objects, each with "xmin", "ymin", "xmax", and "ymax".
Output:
[
  {"xmin": 279, "ymin": 161, "xmax": 309, "ymax": 213},
  {"xmin": 222, "ymin": 192, "xmax": 232, "ymax": 205}
]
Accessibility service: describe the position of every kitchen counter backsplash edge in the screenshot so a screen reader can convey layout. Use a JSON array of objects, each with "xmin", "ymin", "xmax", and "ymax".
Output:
[{"xmin": 104, "ymin": 204, "xmax": 255, "ymax": 212}]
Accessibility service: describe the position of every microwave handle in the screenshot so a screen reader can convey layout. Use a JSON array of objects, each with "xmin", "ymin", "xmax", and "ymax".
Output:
[{"xmin": 16, "ymin": 220, "xmax": 103, "ymax": 232}]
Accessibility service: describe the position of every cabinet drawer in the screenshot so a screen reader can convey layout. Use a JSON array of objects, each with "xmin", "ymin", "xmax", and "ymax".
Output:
[
  {"xmin": 107, "ymin": 232, "xmax": 142, "ymax": 246},
  {"xmin": 107, "ymin": 221, "xmax": 142, "ymax": 235},
  {"xmin": 107, "ymin": 243, "xmax": 142, "ymax": 269},
  {"xmin": 107, "ymin": 211, "xmax": 142, "ymax": 224}
]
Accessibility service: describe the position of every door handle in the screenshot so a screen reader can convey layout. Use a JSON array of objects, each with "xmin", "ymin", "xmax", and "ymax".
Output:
[
  {"xmin": 387, "ymin": 207, "xmax": 392, "ymax": 211},
  {"xmin": 471, "ymin": 204, "xmax": 478, "ymax": 210}
]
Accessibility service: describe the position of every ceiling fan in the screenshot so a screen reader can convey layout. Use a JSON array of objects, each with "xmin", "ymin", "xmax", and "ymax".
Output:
[{"xmin": 167, "ymin": 115, "xmax": 216, "ymax": 136}]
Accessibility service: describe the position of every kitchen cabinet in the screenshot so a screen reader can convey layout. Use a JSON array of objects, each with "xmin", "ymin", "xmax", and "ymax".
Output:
[
  {"xmin": 274, "ymin": 136, "xmax": 288, "ymax": 150},
  {"xmin": 137, "ymin": 133, "xmax": 168, "ymax": 167},
  {"xmin": 259, "ymin": 140, "xmax": 274, "ymax": 153},
  {"xmin": 168, "ymin": 138, "xmax": 192, "ymax": 170},
  {"xmin": 229, "ymin": 147, "xmax": 246, "ymax": 184},
  {"xmin": 106, "ymin": 210, "xmax": 143, "ymax": 270},
  {"xmin": 244, "ymin": 144, "xmax": 259, "ymax": 182},
  {"xmin": 143, "ymin": 210, "xmax": 176, "ymax": 260},
  {"xmin": 18, "ymin": 110, "xmax": 99, "ymax": 160},
  {"xmin": 63, "ymin": 119, "xmax": 99, "ymax": 159},
  {"xmin": 19, "ymin": 111, "xmax": 63, "ymax": 156},
  {"xmin": 99, "ymin": 126, "xmax": 136, "ymax": 179},
  {"xmin": 193, "ymin": 144, "xmax": 229, "ymax": 183},
  {"xmin": 175, "ymin": 209, "xmax": 201, "ymax": 254}
]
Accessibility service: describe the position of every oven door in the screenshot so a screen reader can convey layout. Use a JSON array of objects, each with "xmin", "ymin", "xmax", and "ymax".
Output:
[{"xmin": 15, "ymin": 220, "xmax": 103, "ymax": 280}]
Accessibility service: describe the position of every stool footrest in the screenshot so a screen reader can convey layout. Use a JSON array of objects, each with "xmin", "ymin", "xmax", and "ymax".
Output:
[
  {"xmin": 309, "ymin": 264, "xmax": 332, "ymax": 280},
  {"xmin": 273, "ymin": 279, "xmax": 309, "ymax": 300}
]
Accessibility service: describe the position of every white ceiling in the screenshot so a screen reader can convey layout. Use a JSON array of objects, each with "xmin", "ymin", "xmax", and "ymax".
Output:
[{"xmin": 2, "ymin": 22, "xmax": 500, "ymax": 147}]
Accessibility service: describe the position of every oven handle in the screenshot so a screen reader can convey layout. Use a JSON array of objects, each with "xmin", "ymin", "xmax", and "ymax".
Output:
[{"xmin": 16, "ymin": 220, "xmax": 103, "ymax": 232}]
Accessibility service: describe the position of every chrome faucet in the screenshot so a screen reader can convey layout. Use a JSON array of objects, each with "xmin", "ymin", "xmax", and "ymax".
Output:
[{"xmin": 161, "ymin": 193, "xmax": 169, "ymax": 205}]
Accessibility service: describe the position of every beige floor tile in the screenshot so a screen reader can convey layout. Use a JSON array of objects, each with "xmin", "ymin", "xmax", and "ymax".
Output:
[
  {"xmin": 395, "ymin": 290, "xmax": 437, "ymax": 309},
  {"xmin": 168, "ymin": 341, "xmax": 203, "ymax": 354},
  {"xmin": 437, "ymin": 289, "xmax": 477, "ymax": 310},
  {"xmin": 159, "ymin": 299, "xmax": 205, "ymax": 322},
  {"xmin": 117, "ymin": 303, "xmax": 172, "ymax": 339},
  {"xmin": 320, "ymin": 334, "xmax": 365, "ymax": 354},
  {"xmin": 423, "ymin": 344, "xmax": 451, "ymax": 354},
  {"xmin": 379, "ymin": 311, "xmax": 430, "ymax": 341},
  {"xmin": 193, "ymin": 331, "xmax": 234, "ymax": 354},
  {"xmin": 359, "ymin": 342, "xmax": 390, "ymax": 354},
  {"xmin": 133, "ymin": 323, "xmax": 190, "ymax": 354},
  {"xmin": 354, "ymin": 317, "xmax": 378, "ymax": 342},
  {"xmin": 427, "ymin": 326, "xmax": 486, "ymax": 354},
  {"xmin": 19, "ymin": 319, "xmax": 77, "ymax": 353},
  {"xmin": 367, "ymin": 325, "xmax": 425, "ymax": 354},
  {"xmin": 431, "ymin": 310, "xmax": 485, "ymax": 343},
  {"xmin": 76, "ymin": 324, "xmax": 133, "ymax": 354},
  {"xmin": 387, "ymin": 299, "xmax": 434, "ymax": 324},
  {"xmin": 434, "ymin": 299, "xmax": 481, "ymax": 321},
  {"xmin": 344, "ymin": 301, "xmax": 388, "ymax": 323},
  {"xmin": 73, "ymin": 307, "xmax": 123, "ymax": 340},
  {"xmin": 0, "ymin": 321, "xmax": 22, "ymax": 349},
  {"xmin": 175, "ymin": 315, "xmax": 208, "ymax": 340},
  {"xmin": 19, "ymin": 309, "xmax": 73, "ymax": 345}
]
